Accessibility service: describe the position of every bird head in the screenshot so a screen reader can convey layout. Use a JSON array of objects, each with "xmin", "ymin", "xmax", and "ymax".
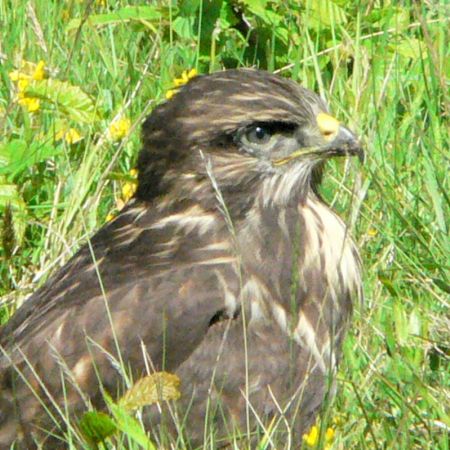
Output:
[{"xmin": 137, "ymin": 69, "xmax": 363, "ymax": 207}]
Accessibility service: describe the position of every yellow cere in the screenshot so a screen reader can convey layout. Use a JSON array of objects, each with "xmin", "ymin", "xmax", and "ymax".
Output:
[{"xmin": 317, "ymin": 112, "xmax": 339, "ymax": 141}]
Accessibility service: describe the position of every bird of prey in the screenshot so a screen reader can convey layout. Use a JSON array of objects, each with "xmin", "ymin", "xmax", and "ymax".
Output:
[{"xmin": 0, "ymin": 69, "xmax": 363, "ymax": 448}]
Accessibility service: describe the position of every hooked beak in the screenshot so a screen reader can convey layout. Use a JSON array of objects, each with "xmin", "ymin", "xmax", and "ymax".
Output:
[
  {"xmin": 323, "ymin": 124, "xmax": 365, "ymax": 163},
  {"xmin": 273, "ymin": 113, "xmax": 364, "ymax": 166}
]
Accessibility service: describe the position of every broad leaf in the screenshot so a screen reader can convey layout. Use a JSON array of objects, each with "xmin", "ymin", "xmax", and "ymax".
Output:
[
  {"xmin": 110, "ymin": 403, "xmax": 156, "ymax": 449},
  {"xmin": 25, "ymin": 79, "xmax": 102, "ymax": 124},
  {"xmin": 79, "ymin": 411, "xmax": 117, "ymax": 445},
  {"xmin": 0, "ymin": 139, "xmax": 61, "ymax": 178},
  {"xmin": 303, "ymin": 0, "xmax": 347, "ymax": 29}
]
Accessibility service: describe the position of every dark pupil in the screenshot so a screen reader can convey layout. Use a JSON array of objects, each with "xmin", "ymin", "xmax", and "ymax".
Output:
[
  {"xmin": 255, "ymin": 127, "xmax": 266, "ymax": 140},
  {"xmin": 243, "ymin": 124, "xmax": 272, "ymax": 146}
]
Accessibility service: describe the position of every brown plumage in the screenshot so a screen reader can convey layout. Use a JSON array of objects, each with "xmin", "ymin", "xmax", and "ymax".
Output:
[{"xmin": 0, "ymin": 69, "xmax": 363, "ymax": 448}]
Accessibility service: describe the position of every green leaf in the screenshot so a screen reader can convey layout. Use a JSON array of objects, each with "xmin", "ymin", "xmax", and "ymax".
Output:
[
  {"xmin": 79, "ymin": 411, "xmax": 117, "ymax": 445},
  {"xmin": 393, "ymin": 303, "xmax": 408, "ymax": 346},
  {"xmin": 102, "ymin": 389, "xmax": 159, "ymax": 449},
  {"xmin": 242, "ymin": 0, "xmax": 288, "ymax": 42},
  {"xmin": 378, "ymin": 273, "xmax": 398, "ymax": 297},
  {"xmin": 274, "ymin": 25, "xmax": 289, "ymax": 45},
  {"xmin": 172, "ymin": 16, "xmax": 196, "ymax": 40},
  {"xmin": 179, "ymin": 0, "xmax": 201, "ymax": 16},
  {"xmin": 218, "ymin": 1, "xmax": 238, "ymax": 30},
  {"xmin": 303, "ymin": 0, "xmax": 347, "ymax": 29},
  {"xmin": 66, "ymin": 6, "xmax": 163, "ymax": 32},
  {"xmin": 422, "ymin": 154, "xmax": 447, "ymax": 234},
  {"xmin": 381, "ymin": 7, "xmax": 410, "ymax": 32},
  {"xmin": 241, "ymin": 0, "xmax": 269, "ymax": 17},
  {"xmin": 0, "ymin": 183, "xmax": 26, "ymax": 211},
  {"xmin": 0, "ymin": 148, "xmax": 9, "ymax": 169},
  {"xmin": 408, "ymin": 309, "xmax": 421, "ymax": 336},
  {"xmin": 432, "ymin": 278, "xmax": 450, "ymax": 294},
  {"xmin": 25, "ymin": 79, "xmax": 102, "ymax": 124},
  {"xmin": 395, "ymin": 38, "xmax": 426, "ymax": 61},
  {"xmin": 110, "ymin": 403, "xmax": 156, "ymax": 449},
  {"xmin": 329, "ymin": 0, "xmax": 349, "ymax": 6},
  {"xmin": 0, "ymin": 139, "xmax": 61, "ymax": 178}
]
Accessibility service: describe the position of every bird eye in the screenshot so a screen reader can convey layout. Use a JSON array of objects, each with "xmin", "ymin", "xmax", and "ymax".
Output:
[{"xmin": 245, "ymin": 125, "xmax": 272, "ymax": 145}]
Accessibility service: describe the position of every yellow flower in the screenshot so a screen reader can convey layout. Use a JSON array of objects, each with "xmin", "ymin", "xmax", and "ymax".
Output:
[
  {"xmin": 303, "ymin": 425, "xmax": 335, "ymax": 448},
  {"xmin": 9, "ymin": 60, "xmax": 46, "ymax": 83},
  {"xmin": 166, "ymin": 68, "xmax": 198, "ymax": 100},
  {"xmin": 121, "ymin": 169, "xmax": 138, "ymax": 202},
  {"xmin": 303, "ymin": 425, "xmax": 319, "ymax": 447},
  {"xmin": 332, "ymin": 415, "xmax": 344, "ymax": 426},
  {"xmin": 9, "ymin": 60, "xmax": 47, "ymax": 112},
  {"xmin": 368, "ymin": 228, "xmax": 378, "ymax": 237},
  {"xmin": 9, "ymin": 71, "xmax": 28, "ymax": 82},
  {"xmin": 173, "ymin": 68, "xmax": 198, "ymax": 87},
  {"xmin": 109, "ymin": 117, "xmax": 131, "ymax": 141},
  {"xmin": 17, "ymin": 78, "xmax": 30, "ymax": 93},
  {"xmin": 55, "ymin": 127, "xmax": 83, "ymax": 144},
  {"xmin": 122, "ymin": 183, "xmax": 135, "ymax": 201},
  {"xmin": 18, "ymin": 97, "xmax": 40, "ymax": 113},
  {"xmin": 165, "ymin": 89, "xmax": 176, "ymax": 100},
  {"xmin": 32, "ymin": 60, "xmax": 46, "ymax": 80},
  {"xmin": 325, "ymin": 427, "xmax": 335, "ymax": 442}
]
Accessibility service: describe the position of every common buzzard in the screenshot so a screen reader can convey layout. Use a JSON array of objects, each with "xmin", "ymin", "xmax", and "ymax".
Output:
[{"xmin": 0, "ymin": 69, "xmax": 363, "ymax": 448}]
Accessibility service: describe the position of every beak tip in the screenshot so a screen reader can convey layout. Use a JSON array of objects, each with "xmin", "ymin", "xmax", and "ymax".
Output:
[
  {"xmin": 349, "ymin": 139, "xmax": 365, "ymax": 164},
  {"xmin": 331, "ymin": 126, "xmax": 365, "ymax": 163}
]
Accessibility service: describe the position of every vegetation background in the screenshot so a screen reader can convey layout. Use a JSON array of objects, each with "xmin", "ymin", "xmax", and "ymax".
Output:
[{"xmin": 0, "ymin": 0, "xmax": 448, "ymax": 448}]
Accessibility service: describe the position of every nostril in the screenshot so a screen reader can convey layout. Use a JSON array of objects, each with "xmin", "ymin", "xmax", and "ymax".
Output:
[{"xmin": 322, "ymin": 129, "xmax": 338, "ymax": 142}]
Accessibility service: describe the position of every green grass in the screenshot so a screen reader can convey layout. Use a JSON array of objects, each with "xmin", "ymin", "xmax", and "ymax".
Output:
[{"xmin": 0, "ymin": 0, "xmax": 448, "ymax": 448}]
